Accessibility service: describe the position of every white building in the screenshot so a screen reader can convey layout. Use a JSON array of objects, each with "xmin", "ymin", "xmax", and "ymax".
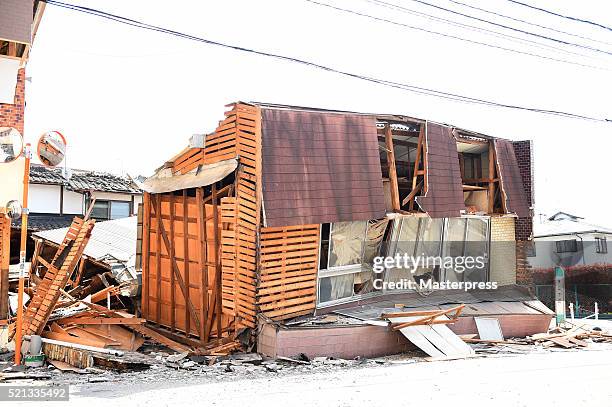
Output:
[
  {"xmin": 529, "ymin": 212, "xmax": 612, "ymax": 269},
  {"xmin": 19, "ymin": 164, "xmax": 143, "ymax": 231}
]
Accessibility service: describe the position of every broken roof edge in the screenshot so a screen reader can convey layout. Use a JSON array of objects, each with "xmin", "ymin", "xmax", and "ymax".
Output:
[
  {"xmin": 139, "ymin": 158, "xmax": 238, "ymax": 194},
  {"xmin": 247, "ymin": 101, "xmax": 524, "ymax": 143}
]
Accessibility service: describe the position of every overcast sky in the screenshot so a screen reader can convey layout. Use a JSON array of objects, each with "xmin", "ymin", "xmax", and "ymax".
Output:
[{"xmin": 23, "ymin": 0, "xmax": 612, "ymax": 226}]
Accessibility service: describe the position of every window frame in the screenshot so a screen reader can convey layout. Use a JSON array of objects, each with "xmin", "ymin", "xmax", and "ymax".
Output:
[
  {"xmin": 88, "ymin": 199, "xmax": 133, "ymax": 221},
  {"xmin": 556, "ymin": 239, "xmax": 578, "ymax": 253},
  {"xmin": 595, "ymin": 236, "xmax": 608, "ymax": 254}
]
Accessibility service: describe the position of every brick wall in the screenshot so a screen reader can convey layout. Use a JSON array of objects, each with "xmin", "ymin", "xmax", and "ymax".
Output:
[
  {"xmin": 511, "ymin": 141, "xmax": 535, "ymax": 287},
  {"xmin": 0, "ymin": 68, "xmax": 25, "ymax": 134},
  {"xmin": 489, "ymin": 216, "xmax": 517, "ymax": 286},
  {"xmin": 511, "ymin": 140, "xmax": 533, "ymax": 241}
]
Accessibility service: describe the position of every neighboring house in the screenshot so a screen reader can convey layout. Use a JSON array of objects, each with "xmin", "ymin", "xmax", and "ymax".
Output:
[
  {"xmin": 13, "ymin": 164, "xmax": 143, "ymax": 231},
  {"xmin": 529, "ymin": 212, "xmax": 612, "ymax": 269}
]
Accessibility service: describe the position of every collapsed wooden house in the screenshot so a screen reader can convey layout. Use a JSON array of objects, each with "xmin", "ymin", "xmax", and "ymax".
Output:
[{"xmin": 138, "ymin": 102, "xmax": 545, "ymax": 355}]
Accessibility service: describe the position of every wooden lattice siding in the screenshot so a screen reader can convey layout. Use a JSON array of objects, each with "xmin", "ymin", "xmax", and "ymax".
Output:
[
  {"xmin": 142, "ymin": 192, "xmax": 230, "ymax": 341},
  {"xmin": 258, "ymin": 225, "xmax": 320, "ymax": 321},
  {"xmin": 0, "ymin": 214, "xmax": 10, "ymax": 318},
  {"xmin": 22, "ymin": 218, "xmax": 95, "ymax": 336}
]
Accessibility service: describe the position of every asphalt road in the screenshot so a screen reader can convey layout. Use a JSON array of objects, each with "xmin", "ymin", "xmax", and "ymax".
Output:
[{"xmin": 6, "ymin": 347, "xmax": 612, "ymax": 407}]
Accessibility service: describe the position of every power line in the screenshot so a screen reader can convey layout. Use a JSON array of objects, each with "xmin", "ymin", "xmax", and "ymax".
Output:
[
  {"xmin": 362, "ymin": 0, "xmax": 601, "ymax": 61},
  {"xmin": 42, "ymin": 0, "xmax": 611, "ymax": 123},
  {"xmin": 447, "ymin": 0, "xmax": 612, "ymax": 46},
  {"xmin": 304, "ymin": 0, "xmax": 607, "ymax": 70},
  {"xmin": 504, "ymin": 0, "xmax": 612, "ymax": 33},
  {"xmin": 399, "ymin": 0, "xmax": 612, "ymax": 56}
]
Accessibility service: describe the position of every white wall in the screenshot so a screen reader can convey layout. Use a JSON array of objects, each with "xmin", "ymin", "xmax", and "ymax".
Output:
[
  {"xmin": 133, "ymin": 194, "xmax": 143, "ymax": 215},
  {"xmin": 91, "ymin": 191, "xmax": 134, "ymax": 202},
  {"xmin": 0, "ymin": 156, "xmax": 25, "ymax": 206},
  {"xmin": 63, "ymin": 188, "xmax": 83, "ymax": 215},
  {"xmin": 530, "ymin": 232, "xmax": 612, "ymax": 269},
  {"xmin": 28, "ymin": 184, "xmax": 61, "ymax": 213}
]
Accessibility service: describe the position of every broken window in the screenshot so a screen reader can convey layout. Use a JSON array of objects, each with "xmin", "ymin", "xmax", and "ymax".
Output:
[
  {"xmin": 443, "ymin": 218, "xmax": 490, "ymax": 282},
  {"xmin": 317, "ymin": 219, "xmax": 389, "ymax": 305}
]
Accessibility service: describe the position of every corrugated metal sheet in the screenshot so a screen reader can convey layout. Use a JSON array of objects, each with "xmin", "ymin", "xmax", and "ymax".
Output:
[
  {"xmin": 261, "ymin": 108, "xmax": 386, "ymax": 227},
  {"xmin": 0, "ymin": 0, "xmax": 32, "ymax": 45},
  {"xmin": 416, "ymin": 123, "xmax": 465, "ymax": 218},
  {"xmin": 34, "ymin": 216, "xmax": 137, "ymax": 267},
  {"xmin": 495, "ymin": 139, "xmax": 530, "ymax": 218}
]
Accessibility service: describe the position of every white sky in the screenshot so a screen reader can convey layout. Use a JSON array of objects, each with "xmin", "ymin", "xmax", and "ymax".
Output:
[{"xmin": 23, "ymin": 0, "xmax": 612, "ymax": 226}]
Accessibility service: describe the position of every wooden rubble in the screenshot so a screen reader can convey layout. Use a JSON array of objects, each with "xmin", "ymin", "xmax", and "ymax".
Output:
[{"xmin": 6, "ymin": 215, "xmax": 243, "ymax": 373}]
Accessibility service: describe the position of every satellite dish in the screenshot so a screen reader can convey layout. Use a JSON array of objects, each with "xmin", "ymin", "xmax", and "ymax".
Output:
[
  {"xmin": 0, "ymin": 127, "xmax": 23, "ymax": 164},
  {"xmin": 37, "ymin": 131, "xmax": 67, "ymax": 167}
]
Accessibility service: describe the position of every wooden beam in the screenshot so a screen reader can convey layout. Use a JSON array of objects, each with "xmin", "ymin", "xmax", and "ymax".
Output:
[
  {"xmin": 385, "ymin": 125, "xmax": 401, "ymax": 211},
  {"xmin": 155, "ymin": 195, "xmax": 162, "ymax": 325},
  {"xmin": 401, "ymin": 180, "xmax": 423, "ymax": 207}
]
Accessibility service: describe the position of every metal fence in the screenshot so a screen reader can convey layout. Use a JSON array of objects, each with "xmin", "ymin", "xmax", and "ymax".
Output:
[{"xmin": 535, "ymin": 284, "xmax": 612, "ymax": 319}]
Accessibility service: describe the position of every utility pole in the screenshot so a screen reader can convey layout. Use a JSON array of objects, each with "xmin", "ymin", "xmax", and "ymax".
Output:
[{"xmin": 14, "ymin": 143, "xmax": 31, "ymax": 365}]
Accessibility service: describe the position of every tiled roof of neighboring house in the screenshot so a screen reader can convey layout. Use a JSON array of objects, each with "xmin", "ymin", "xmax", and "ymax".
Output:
[
  {"xmin": 534, "ymin": 217, "xmax": 612, "ymax": 238},
  {"xmin": 12, "ymin": 213, "xmax": 77, "ymax": 231},
  {"xmin": 29, "ymin": 164, "xmax": 141, "ymax": 194}
]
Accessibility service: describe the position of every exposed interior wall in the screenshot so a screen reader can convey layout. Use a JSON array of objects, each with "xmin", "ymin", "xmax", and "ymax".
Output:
[
  {"xmin": 142, "ymin": 192, "xmax": 229, "ymax": 344},
  {"xmin": 489, "ymin": 216, "xmax": 517, "ymax": 286}
]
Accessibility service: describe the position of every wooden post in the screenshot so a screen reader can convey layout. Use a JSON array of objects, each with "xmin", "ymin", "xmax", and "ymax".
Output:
[
  {"xmin": 385, "ymin": 125, "xmax": 401, "ymax": 211},
  {"xmin": 182, "ymin": 190, "xmax": 190, "ymax": 336},
  {"xmin": 488, "ymin": 140, "xmax": 496, "ymax": 213},
  {"xmin": 212, "ymin": 183, "xmax": 222, "ymax": 341},
  {"xmin": 154, "ymin": 194, "xmax": 162, "ymax": 326},
  {"xmin": 169, "ymin": 193, "xmax": 176, "ymax": 332},
  {"xmin": 142, "ymin": 192, "xmax": 151, "ymax": 318},
  {"xmin": 409, "ymin": 124, "xmax": 426, "ymax": 211},
  {"xmin": 196, "ymin": 187, "xmax": 209, "ymax": 343}
]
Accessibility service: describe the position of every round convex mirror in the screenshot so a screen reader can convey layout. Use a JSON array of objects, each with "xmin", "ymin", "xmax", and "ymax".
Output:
[
  {"xmin": 5, "ymin": 200, "xmax": 22, "ymax": 220},
  {"xmin": 0, "ymin": 127, "xmax": 24, "ymax": 164},
  {"xmin": 37, "ymin": 131, "xmax": 67, "ymax": 167}
]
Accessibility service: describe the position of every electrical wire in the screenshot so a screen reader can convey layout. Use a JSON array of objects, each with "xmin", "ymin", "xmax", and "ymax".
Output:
[
  {"xmin": 504, "ymin": 0, "xmax": 612, "ymax": 33},
  {"xmin": 447, "ymin": 0, "xmax": 612, "ymax": 46},
  {"xmin": 304, "ymin": 0, "xmax": 608, "ymax": 70},
  {"xmin": 42, "ymin": 0, "xmax": 611, "ymax": 123},
  {"xmin": 361, "ymin": 0, "xmax": 601, "ymax": 61},
  {"xmin": 398, "ymin": 0, "xmax": 612, "ymax": 56}
]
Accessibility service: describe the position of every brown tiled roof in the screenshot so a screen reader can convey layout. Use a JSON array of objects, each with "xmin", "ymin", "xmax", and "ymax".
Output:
[
  {"xmin": 495, "ymin": 139, "xmax": 530, "ymax": 218},
  {"xmin": 0, "ymin": 0, "xmax": 32, "ymax": 44},
  {"xmin": 416, "ymin": 123, "xmax": 465, "ymax": 218},
  {"xmin": 260, "ymin": 108, "xmax": 386, "ymax": 227}
]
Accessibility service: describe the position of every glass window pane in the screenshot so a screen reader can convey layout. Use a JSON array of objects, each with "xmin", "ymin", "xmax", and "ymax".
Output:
[
  {"xmin": 91, "ymin": 201, "xmax": 110, "ymax": 220},
  {"xmin": 318, "ymin": 274, "xmax": 354, "ymax": 303},
  {"xmin": 363, "ymin": 219, "xmax": 389, "ymax": 265},
  {"xmin": 110, "ymin": 201, "xmax": 131, "ymax": 219},
  {"xmin": 464, "ymin": 218, "xmax": 489, "ymax": 282},
  {"xmin": 328, "ymin": 221, "xmax": 367, "ymax": 268}
]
